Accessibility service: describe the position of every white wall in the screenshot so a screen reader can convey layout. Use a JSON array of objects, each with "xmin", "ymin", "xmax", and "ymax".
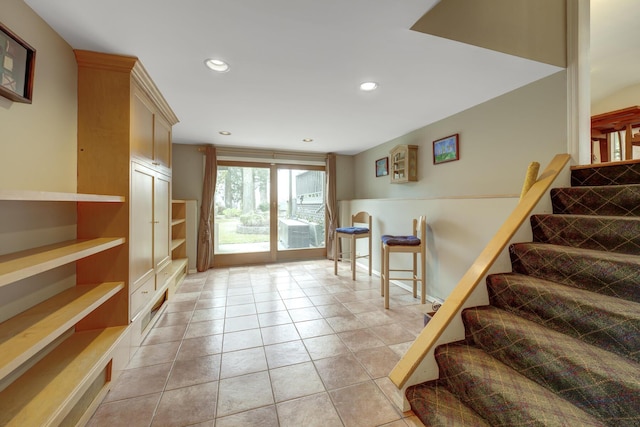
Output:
[
  {"xmin": 343, "ymin": 196, "xmax": 546, "ymax": 301},
  {"xmin": 343, "ymin": 71, "xmax": 570, "ymax": 302}
]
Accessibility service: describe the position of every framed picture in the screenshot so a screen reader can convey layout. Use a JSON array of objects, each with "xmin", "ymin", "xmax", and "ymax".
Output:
[
  {"xmin": 433, "ymin": 133, "xmax": 459, "ymax": 164},
  {"xmin": 375, "ymin": 157, "xmax": 389, "ymax": 177},
  {"xmin": 0, "ymin": 22, "xmax": 36, "ymax": 103}
]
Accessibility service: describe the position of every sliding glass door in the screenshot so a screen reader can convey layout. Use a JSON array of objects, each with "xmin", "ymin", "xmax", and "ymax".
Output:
[{"xmin": 213, "ymin": 161, "xmax": 326, "ymax": 267}]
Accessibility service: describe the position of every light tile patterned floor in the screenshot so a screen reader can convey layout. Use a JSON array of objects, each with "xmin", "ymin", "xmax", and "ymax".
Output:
[{"xmin": 88, "ymin": 259, "xmax": 427, "ymax": 426}]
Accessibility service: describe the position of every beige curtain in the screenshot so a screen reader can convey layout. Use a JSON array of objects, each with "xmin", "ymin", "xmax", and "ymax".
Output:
[
  {"xmin": 197, "ymin": 145, "xmax": 217, "ymax": 271},
  {"xmin": 325, "ymin": 153, "xmax": 337, "ymax": 260}
]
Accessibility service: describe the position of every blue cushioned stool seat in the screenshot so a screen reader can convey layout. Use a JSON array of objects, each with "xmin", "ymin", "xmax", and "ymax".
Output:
[
  {"xmin": 380, "ymin": 216, "xmax": 426, "ymax": 309},
  {"xmin": 334, "ymin": 212, "xmax": 372, "ymax": 280},
  {"xmin": 381, "ymin": 235, "xmax": 420, "ymax": 246},
  {"xmin": 336, "ymin": 227, "xmax": 369, "ymax": 234}
]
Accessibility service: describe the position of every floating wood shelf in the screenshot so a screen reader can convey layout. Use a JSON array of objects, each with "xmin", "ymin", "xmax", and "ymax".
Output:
[
  {"xmin": 0, "ymin": 327, "xmax": 126, "ymax": 427},
  {"xmin": 171, "ymin": 218, "xmax": 185, "ymax": 227},
  {"xmin": 171, "ymin": 238, "xmax": 186, "ymax": 251},
  {"xmin": 0, "ymin": 238, "xmax": 126, "ymax": 288},
  {"xmin": 0, "ymin": 190, "xmax": 124, "ymax": 202},
  {"xmin": 0, "ymin": 282, "xmax": 124, "ymax": 380}
]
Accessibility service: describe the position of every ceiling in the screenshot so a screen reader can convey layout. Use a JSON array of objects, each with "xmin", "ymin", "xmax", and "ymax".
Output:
[{"xmin": 24, "ymin": 0, "xmax": 638, "ymax": 155}]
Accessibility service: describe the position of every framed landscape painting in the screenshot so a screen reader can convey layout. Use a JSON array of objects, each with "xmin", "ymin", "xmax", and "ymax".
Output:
[
  {"xmin": 433, "ymin": 134, "xmax": 459, "ymax": 164},
  {"xmin": 375, "ymin": 157, "xmax": 388, "ymax": 177}
]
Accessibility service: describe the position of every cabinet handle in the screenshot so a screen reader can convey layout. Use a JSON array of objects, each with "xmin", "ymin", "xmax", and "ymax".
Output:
[
  {"xmin": 142, "ymin": 291, "xmax": 149, "ymax": 294},
  {"xmin": 152, "ymin": 162, "xmax": 160, "ymax": 166},
  {"xmin": 152, "ymin": 220, "xmax": 160, "ymax": 224}
]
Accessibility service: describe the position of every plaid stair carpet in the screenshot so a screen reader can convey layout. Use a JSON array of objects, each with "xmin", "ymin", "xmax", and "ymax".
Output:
[{"xmin": 406, "ymin": 160, "xmax": 640, "ymax": 426}]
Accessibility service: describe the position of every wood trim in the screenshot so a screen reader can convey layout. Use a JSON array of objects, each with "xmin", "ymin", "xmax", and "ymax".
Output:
[
  {"xmin": 571, "ymin": 158, "xmax": 640, "ymax": 170},
  {"xmin": 389, "ymin": 153, "xmax": 571, "ymax": 388}
]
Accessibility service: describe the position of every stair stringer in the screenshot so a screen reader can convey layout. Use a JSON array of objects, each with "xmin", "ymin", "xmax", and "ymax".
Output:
[{"xmin": 395, "ymin": 283, "xmax": 489, "ymax": 411}]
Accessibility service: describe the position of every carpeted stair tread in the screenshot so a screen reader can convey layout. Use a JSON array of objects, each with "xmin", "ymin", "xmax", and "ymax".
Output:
[
  {"xmin": 487, "ymin": 272, "xmax": 640, "ymax": 363},
  {"xmin": 571, "ymin": 161, "xmax": 640, "ymax": 187},
  {"xmin": 509, "ymin": 242, "xmax": 640, "ymax": 303},
  {"xmin": 531, "ymin": 214, "xmax": 640, "ymax": 255},
  {"xmin": 551, "ymin": 184, "xmax": 640, "ymax": 216},
  {"xmin": 406, "ymin": 382, "xmax": 491, "ymax": 427},
  {"xmin": 433, "ymin": 343, "xmax": 605, "ymax": 427},
  {"xmin": 463, "ymin": 306, "xmax": 640, "ymax": 423}
]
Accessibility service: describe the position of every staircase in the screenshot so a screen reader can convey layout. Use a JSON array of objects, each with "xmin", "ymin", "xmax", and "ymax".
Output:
[{"xmin": 406, "ymin": 161, "xmax": 640, "ymax": 426}]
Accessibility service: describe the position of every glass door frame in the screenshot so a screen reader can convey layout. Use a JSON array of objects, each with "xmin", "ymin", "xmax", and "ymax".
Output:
[{"xmin": 213, "ymin": 160, "xmax": 327, "ymax": 268}]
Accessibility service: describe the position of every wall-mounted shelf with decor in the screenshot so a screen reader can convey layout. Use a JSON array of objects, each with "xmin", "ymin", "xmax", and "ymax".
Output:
[{"xmin": 390, "ymin": 144, "xmax": 418, "ymax": 183}]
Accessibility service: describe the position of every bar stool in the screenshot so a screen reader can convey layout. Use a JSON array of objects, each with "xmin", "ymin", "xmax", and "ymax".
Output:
[
  {"xmin": 334, "ymin": 211, "xmax": 372, "ymax": 280},
  {"xmin": 380, "ymin": 216, "xmax": 426, "ymax": 309}
]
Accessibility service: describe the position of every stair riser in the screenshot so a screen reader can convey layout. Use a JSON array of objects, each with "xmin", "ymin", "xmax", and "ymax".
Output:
[
  {"xmin": 531, "ymin": 214, "xmax": 640, "ymax": 255},
  {"xmin": 551, "ymin": 185, "xmax": 640, "ymax": 216},
  {"xmin": 462, "ymin": 308, "xmax": 640, "ymax": 423},
  {"xmin": 434, "ymin": 345, "xmax": 604, "ymax": 426},
  {"xmin": 487, "ymin": 273, "xmax": 640, "ymax": 363},
  {"xmin": 571, "ymin": 162, "xmax": 640, "ymax": 187},
  {"xmin": 509, "ymin": 243, "xmax": 640, "ymax": 303},
  {"xmin": 405, "ymin": 383, "xmax": 491, "ymax": 427}
]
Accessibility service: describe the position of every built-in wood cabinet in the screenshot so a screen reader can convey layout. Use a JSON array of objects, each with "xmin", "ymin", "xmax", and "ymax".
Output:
[
  {"xmin": 0, "ymin": 191, "xmax": 126, "ymax": 426},
  {"xmin": 75, "ymin": 50, "xmax": 180, "ymax": 330},
  {"xmin": 390, "ymin": 144, "xmax": 419, "ymax": 183},
  {"xmin": 131, "ymin": 85, "xmax": 173, "ymax": 176}
]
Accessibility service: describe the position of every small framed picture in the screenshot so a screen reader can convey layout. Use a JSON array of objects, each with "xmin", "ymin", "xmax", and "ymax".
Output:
[
  {"xmin": 375, "ymin": 157, "xmax": 389, "ymax": 177},
  {"xmin": 433, "ymin": 133, "xmax": 459, "ymax": 164},
  {"xmin": 0, "ymin": 22, "xmax": 36, "ymax": 103}
]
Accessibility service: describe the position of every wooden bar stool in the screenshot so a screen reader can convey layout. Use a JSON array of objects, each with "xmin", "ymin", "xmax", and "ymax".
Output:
[
  {"xmin": 380, "ymin": 216, "xmax": 426, "ymax": 309},
  {"xmin": 334, "ymin": 211, "xmax": 372, "ymax": 280}
]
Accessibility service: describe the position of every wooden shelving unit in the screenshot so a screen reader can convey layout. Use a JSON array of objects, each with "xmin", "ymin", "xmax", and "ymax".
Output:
[
  {"xmin": 170, "ymin": 200, "xmax": 189, "ymax": 289},
  {"xmin": 0, "ymin": 190, "xmax": 126, "ymax": 427}
]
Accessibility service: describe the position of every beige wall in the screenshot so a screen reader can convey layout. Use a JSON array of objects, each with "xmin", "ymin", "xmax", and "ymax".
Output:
[
  {"xmin": 591, "ymin": 82, "xmax": 640, "ymax": 115},
  {"xmin": 0, "ymin": 0, "xmax": 77, "ymax": 192},
  {"xmin": 0, "ymin": 1, "xmax": 78, "ymax": 322},
  {"xmin": 354, "ymin": 72, "xmax": 568, "ymax": 200},
  {"xmin": 343, "ymin": 71, "xmax": 569, "ymax": 301},
  {"xmin": 172, "ymin": 143, "xmax": 204, "ymax": 202}
]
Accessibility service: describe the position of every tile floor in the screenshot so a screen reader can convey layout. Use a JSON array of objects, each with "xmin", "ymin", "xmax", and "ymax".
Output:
[{"xmin": 88, "ymin": 259, "xmax": 427, "ymax": 427}]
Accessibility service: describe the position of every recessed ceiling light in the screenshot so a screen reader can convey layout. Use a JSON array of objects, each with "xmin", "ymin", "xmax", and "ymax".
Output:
[
  {"xmin": 302, "ymin": 138, "xmax": 313, "ymax": 142},
  {"xmin": 359, "ymin": 81, "xmax": 378, "ymax": 91},
  {"xmin": 219, "ymin": 131, "xmax": 231, "ymax": 135},
  {"xmin": 205, "ymin": 58, "xmax": 230, "ymax": 73}
]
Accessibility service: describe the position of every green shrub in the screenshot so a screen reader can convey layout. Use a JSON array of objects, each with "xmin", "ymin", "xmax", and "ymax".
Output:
[
  {"xmin": 223, "ymin": 208, "xmax": 242, "ymax": 218},
  {"xmin": 240, "ymin": 213, "xmax": 268, "ymax": 227}
]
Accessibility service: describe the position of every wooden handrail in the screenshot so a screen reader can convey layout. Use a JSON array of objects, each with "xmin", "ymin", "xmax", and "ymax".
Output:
[{"xmin": 389, "ymin": 153, "xmax": 571, "ymax": 388}]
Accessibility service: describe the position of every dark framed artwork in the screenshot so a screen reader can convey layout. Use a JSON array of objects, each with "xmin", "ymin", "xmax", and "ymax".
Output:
[
  {"xmin": 375, "ymin": 157, "xmax": 389, "ymax": 177},
  {"xmin": 433, "ymin": 133, "xmax": 459, "ymax": 164},
  {"xmin": 0, "ymin": 22, "xmax": 36, "ymax": 103}
]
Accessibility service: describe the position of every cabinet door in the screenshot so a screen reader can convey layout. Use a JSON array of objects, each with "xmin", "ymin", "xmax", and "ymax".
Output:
[
  {"xmin": 154, "ymin": 115, "xmax": 172, "ymax": 174},
  {"xmin": 131, "ymin": 90, "xmax": 154, "ymax": 163},
  {"xmin": 154, "ymin": 172, "xmax": 171, "ymax": 274},
  {"xmin": 130, "ymin": 162, "xmax": 155, "ymax": 292}
]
